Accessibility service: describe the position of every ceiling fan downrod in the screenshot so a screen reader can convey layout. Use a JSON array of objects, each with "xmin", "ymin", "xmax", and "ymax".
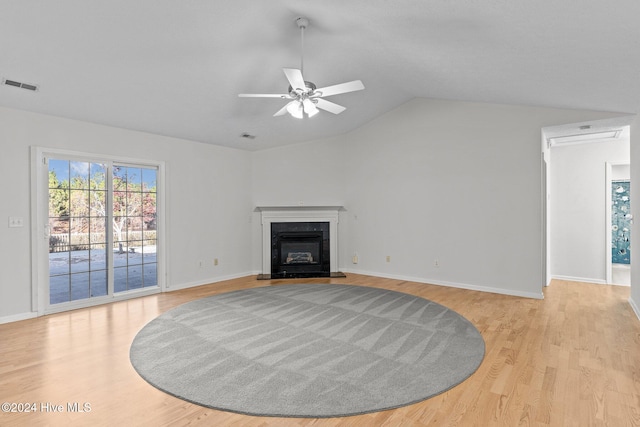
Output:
[{"xmin": 296, "ymin": 17, "xmax": 309, "ymax": 76}]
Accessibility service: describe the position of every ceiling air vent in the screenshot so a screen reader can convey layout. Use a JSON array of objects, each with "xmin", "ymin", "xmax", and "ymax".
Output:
[{"xmin": 3, "ymin": 78, "xmax": 39, "ymax": 91}]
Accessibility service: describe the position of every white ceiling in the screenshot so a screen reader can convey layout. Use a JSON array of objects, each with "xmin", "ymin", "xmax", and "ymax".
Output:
[{"xmin": 1, "ymin": 0, "xmax": 639, "ymax": 151}]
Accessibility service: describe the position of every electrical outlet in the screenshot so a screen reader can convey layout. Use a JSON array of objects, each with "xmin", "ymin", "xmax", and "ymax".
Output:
[
  {"xmin": 214, "ymin": 258, "xmax": 219, "ymax": 266},
  {"xmin": 8, "ymin": 216, "xmax": 24, "ymax": 228},
  {"xmin": 352, "ymin": 254, "xmax": 358, "ymax": 264},
  {"xmin": 434, "ymin": 259, "xmax": 439, "ymax": 268},
  {"xmin": 198, "ymin": 260, "xmax": 203, "ymax": 268},
  {"xmin": 386, "ymin": 255, "xmax": 391, "ymax": 263}
]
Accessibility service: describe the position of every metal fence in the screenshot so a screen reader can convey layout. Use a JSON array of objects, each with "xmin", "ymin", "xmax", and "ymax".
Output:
[{"xmin": 49, "ymin": 231, "xmax": 157, "ymax": 253}]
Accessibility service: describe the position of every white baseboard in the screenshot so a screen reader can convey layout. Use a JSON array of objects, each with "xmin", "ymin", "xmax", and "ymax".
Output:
[
  {"xmin": 0, "ymin": 311, "xmax": 38, "ymax": 325},
  {"xmin": 0, "ymin": 272, "xmax": 257, "ymax": 325},
  {"xmin": 167, "ymin": 271, "xmax": 256, "ymax": 292},
  {"xmin": 551, "ymin": 275, "xmax": 607, "ymax": 285},
  {"xmin": 342, "ymin": 268, "xmax": 544, "ymax": 299},
  {"xmin": 629, "ymin": 296, "xmax": 640, "ymax": 322}
]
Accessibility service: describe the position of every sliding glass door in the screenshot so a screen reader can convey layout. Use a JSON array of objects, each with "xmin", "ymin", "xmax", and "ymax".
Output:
[
  {"xmin": 112, "ymin": 165, "xmax": 158, "ymax": 293},
  {"xmin": 45, "ymin": 154, "xmax": 160, "ymax": 309}
]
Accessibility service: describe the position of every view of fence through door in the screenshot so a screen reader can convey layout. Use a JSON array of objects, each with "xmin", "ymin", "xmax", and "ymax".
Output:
[{"xmin": 48, "ymin": 159, "xmax": 158, "ymax": 305}]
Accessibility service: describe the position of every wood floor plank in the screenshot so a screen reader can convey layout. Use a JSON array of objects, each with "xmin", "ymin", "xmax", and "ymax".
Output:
[{"xmin": 1, "ymin": 275, "xmax": 639, "ymax": 426}]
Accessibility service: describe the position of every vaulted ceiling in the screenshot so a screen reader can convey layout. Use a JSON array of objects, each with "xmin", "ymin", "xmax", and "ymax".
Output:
[{"xmin": 1, "ymin": 1, "xmax": 639, "ymax": 151}]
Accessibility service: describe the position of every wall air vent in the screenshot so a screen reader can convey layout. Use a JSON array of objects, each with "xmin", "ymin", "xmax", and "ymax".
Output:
[
  {"xmin": 548, "ymin": 130, "xmax": 622, "ymax": 147},
  {"xmin": 3, "ymin": 78, "xmax": 39, "ymax": 91}
]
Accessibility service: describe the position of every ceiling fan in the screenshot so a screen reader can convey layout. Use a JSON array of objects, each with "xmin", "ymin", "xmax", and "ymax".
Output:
[{"xmin": 238, "ymin": 17, "xmax": 364, "ymax": 119}]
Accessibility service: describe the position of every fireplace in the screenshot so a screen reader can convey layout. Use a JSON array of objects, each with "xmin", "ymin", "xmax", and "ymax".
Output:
[
  {"xmin": 271, "ymin": 222, "xmax": 330, "ymax": 278},
  {"xmin": 257, "ymin": 206, "xmax": 345, "ymax": 279}
]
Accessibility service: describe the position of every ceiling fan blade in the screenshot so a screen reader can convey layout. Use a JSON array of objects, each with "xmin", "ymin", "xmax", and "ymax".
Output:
[
  {"xmin": 274, "ymin": 101, "xmax": 296, "ymax": 117},
  {"xmin": 283, "ymin": 68, "xmax": 306, "ymax": 91},
  {"xmin": 238, "ymin": 93, "xmax": 288, "ymax": 98},
  {"xmin": 315, "ymin": 98, "xmax": 346, "ymax": 114},
  {"xmin": 314, "ymin": 80, "xmax": 364, "ymax": 97}
]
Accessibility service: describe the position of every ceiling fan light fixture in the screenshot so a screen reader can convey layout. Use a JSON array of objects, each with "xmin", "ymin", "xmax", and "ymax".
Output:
[
  {"xmin": 287, "ymin": 101, "xmax": 304, "ymax": 119},
  {"xmin": 303, "ymin": 98, "xmax": 319, "ymax": 117}
]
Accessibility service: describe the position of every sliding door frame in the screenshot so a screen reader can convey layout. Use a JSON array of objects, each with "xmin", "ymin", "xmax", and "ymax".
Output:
[{"xmin": 31, "ymin": 146, "xmax": 167, "ymax": 315}]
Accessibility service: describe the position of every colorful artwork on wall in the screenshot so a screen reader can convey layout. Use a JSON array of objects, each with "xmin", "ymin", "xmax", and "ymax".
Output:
[{"xmin": 612, "ymin": 180, "xmax": 631, "ymax": 265}]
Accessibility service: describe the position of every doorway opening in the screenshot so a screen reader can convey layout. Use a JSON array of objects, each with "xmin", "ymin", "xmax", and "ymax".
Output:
[{"xmin": 544, "ymin": 119, "xmax": 631, "ymax": 287}]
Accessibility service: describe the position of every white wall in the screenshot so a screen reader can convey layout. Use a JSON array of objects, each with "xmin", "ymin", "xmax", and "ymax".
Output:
[
  {"xmin": 612, "ymin": 164, "xmax": 631, "ymax": 181},
  {"xmin": 250, "ymin": 135, "xmax": 349, "ymax": 273},
  {"xmin": 550, "ymin": 138, "xmax": 630, "ymax": 283},
  {"xmin": 1, "ymin": 98, "xmax": 629, "ymax": 322},
  {"xmin": 252, "ymin": 98, "xmax": 625, "ymax": 298},
  {"xmin": 0, "ymin": 106, "xmax": 253, "ymax": 322}
]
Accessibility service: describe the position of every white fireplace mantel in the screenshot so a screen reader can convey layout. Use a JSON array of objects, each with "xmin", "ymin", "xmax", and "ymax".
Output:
[{"xmin": 257, "ymin": 205, "xmax": 343, "ymax": 275}]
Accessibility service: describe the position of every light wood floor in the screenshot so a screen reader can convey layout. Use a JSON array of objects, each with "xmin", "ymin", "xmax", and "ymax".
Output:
[{"xmin": 1, "ymin": 274, "xmax": 639, "ymax": 426}]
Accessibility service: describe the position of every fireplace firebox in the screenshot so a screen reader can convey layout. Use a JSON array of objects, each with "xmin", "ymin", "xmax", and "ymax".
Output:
[{"xmin": 271, "ymin": 222, "xmax": 330, "ymax": 278}]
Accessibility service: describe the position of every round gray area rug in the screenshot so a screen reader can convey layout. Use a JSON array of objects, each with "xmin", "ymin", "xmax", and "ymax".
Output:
[{"xmin": 130, "ymin": 284, "xmax": 485, "ymax": 417}]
